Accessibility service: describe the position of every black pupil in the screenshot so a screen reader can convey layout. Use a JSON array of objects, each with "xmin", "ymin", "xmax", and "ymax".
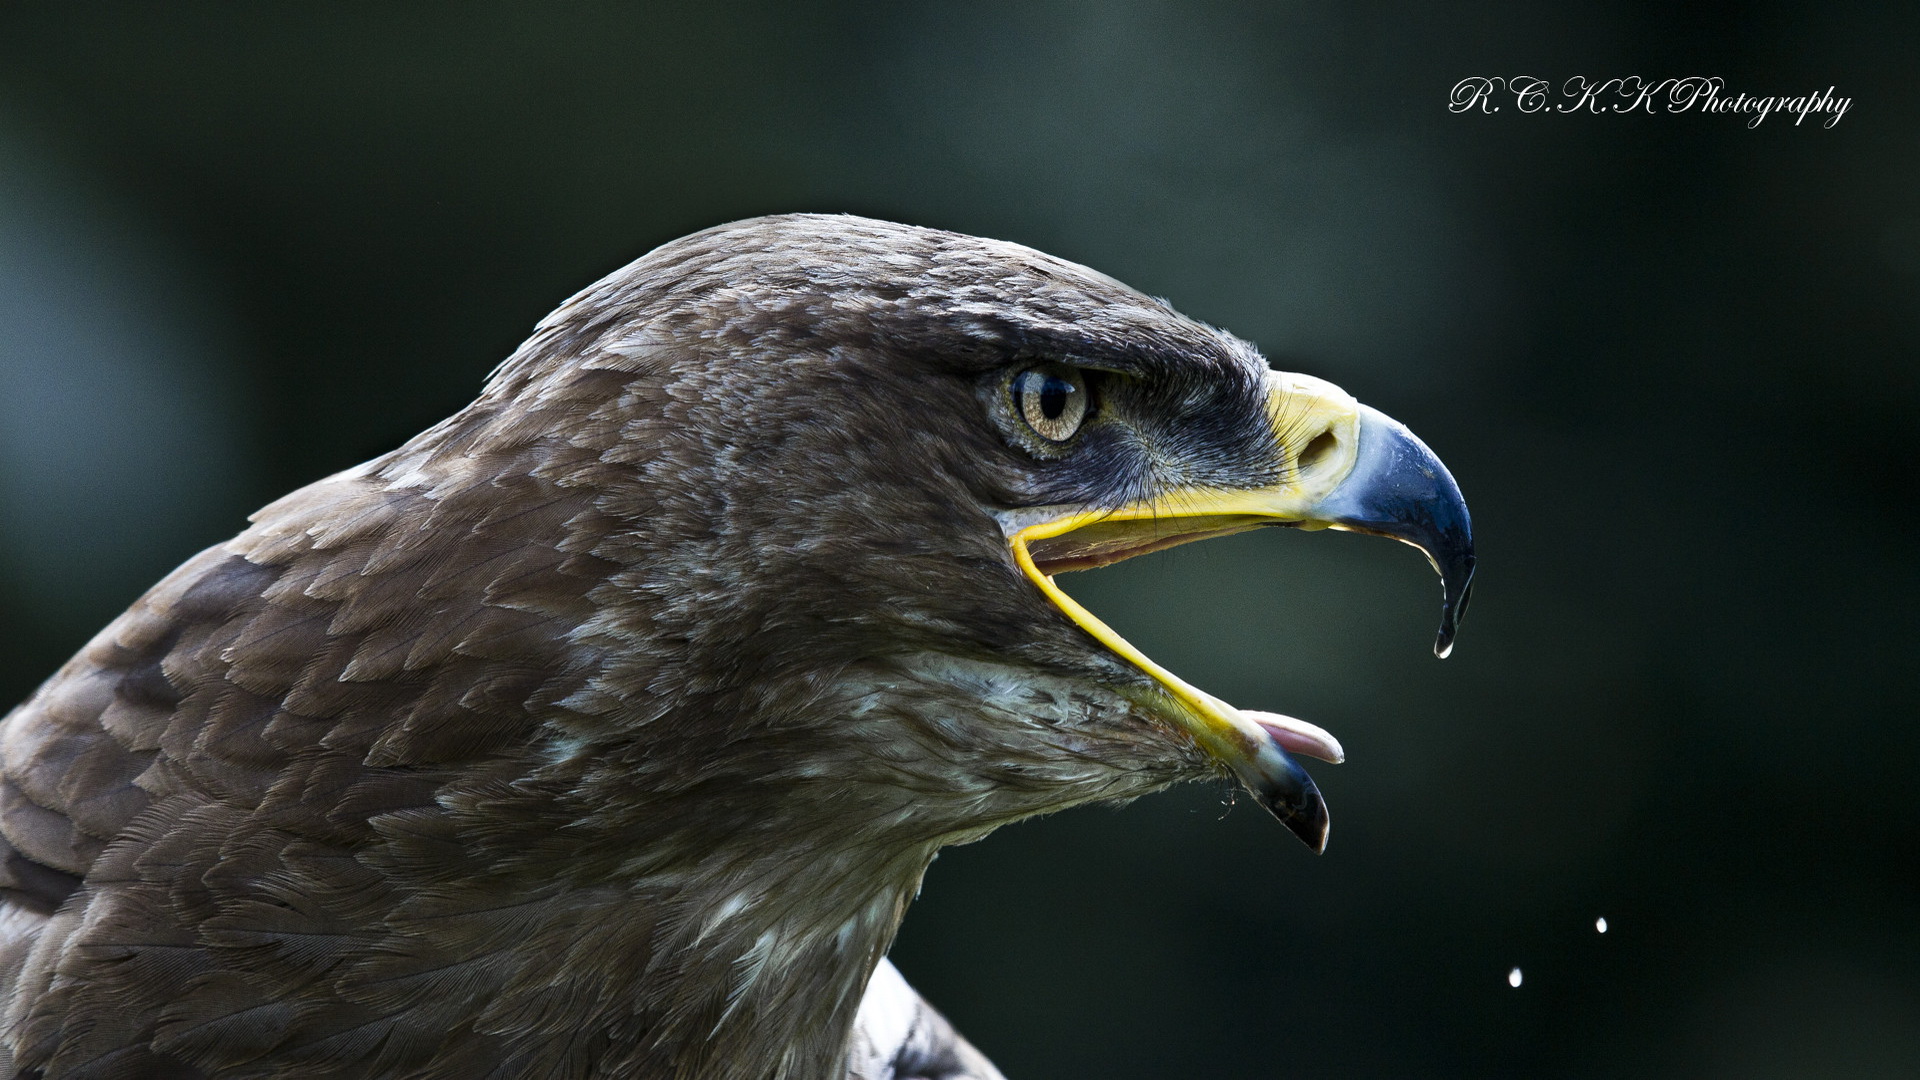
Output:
[{"xmin": 1038, "ymin": 375, "xmax": 1072, "ymax": 420}]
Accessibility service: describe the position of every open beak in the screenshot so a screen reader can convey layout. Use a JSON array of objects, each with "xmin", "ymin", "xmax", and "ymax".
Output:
[{"xmin": 1000, "ymin": 372, "xmax": 1475, "ymax": 853}]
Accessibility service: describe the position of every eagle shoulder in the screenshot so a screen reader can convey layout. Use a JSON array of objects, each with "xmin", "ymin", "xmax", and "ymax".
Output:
[{"xmin": 0, "ymin": 461, "xmax": 614, "ymax": 1076}]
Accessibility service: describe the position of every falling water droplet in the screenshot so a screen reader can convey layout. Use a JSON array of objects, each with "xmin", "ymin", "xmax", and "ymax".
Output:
[
  {"xmin": 1595, "ymin": 916, "xmax": 1608, "ymax": 933},
  {"xmin": 1507, "ymin": 967, "xmax": 1523, "ymax": 988}
]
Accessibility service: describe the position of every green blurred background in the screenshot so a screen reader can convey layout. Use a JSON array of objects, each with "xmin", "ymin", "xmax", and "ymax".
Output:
[{"xmin": 1, "ymin": 3, "xmax": 1914, "ymax": 1077}]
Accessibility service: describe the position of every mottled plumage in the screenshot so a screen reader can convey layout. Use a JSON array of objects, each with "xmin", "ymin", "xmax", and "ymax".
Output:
[{"xmin": 0, "ymin": 215, "xmax": 1471, "ymax": 1079}]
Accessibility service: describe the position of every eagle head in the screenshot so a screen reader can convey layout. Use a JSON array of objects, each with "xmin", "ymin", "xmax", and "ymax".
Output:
[
  {"xmin": 460, "ymin": 214, "xmax": 1472, "ymax": 849},
  {"xmin": 0, "ymin": 214, "xmax": 1472, "ymax": 1080}
]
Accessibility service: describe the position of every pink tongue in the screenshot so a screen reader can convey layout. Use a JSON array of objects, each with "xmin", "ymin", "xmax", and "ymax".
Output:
[{"xmin": 1243, "ymin": 710, "xmax": 1345, "ymax": 765}]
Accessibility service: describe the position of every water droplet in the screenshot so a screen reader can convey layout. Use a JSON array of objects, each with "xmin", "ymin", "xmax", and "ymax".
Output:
[
  {"xmin": 1507, "ymin": 967, "xmax": 1523, "ymax": 988},
  {"xmin": 1595, "ymin": 916, "xmax": 1608, "ymax": 933}
]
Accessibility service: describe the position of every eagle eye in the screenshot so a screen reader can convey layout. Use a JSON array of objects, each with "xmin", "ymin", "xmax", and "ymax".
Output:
[{"xmin": 1012, "ymin": 364, "xmax": 1089, "ymax": 443}]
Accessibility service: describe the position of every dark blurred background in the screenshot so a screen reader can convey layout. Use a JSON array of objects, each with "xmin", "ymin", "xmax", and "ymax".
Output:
[{"xmin": 0, "ymin": 3, "xmax": 1914, "ymax": 1077}]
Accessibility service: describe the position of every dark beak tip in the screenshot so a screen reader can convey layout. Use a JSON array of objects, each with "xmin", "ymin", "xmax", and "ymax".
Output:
[
  {"xmin": 1261, "ymin": 776, "xmax": 1331, "ymax": 854},
  {"xmin": 1325, "ymin": 407, "xmax": 1475, "ymax": 663}
]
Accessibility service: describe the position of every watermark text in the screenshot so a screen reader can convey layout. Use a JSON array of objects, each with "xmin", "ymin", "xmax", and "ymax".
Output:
[{"xmin": 1449, "ymin": 77, "xmax": 1851, "ymax": 128}]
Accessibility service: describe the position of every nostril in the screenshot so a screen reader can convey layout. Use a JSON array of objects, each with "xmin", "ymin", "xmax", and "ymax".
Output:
[{"xmin": 1298, "ymin": 430, "xmax": 1338, "ymax": 473}]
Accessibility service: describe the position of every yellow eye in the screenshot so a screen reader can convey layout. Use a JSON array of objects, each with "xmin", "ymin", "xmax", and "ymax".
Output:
[{"xmin": 1012, "ymin": 365, "xmax": 1089, "ymax": 442}]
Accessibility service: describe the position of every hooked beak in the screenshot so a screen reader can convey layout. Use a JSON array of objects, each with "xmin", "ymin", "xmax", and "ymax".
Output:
[{"xmin": 1001, "ymin": 371, "xmax": 1475, "ymax": 853}]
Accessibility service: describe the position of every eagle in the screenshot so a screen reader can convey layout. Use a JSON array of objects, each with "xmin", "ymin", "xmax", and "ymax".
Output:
[{"xmin": 0, "ymin": 215, "xmax": 1472, "ymax": 1079}]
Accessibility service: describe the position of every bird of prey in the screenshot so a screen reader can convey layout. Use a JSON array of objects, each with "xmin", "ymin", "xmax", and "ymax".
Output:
[{"xmin": 0, "ymin": 215, "xmax": 1472, "ymax": 1079}]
